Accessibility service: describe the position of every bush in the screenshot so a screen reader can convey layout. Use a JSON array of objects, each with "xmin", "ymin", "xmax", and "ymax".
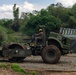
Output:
[
  {"xmin": 11, "ymin": 64, "xmax": 26, "ymax": 74},
  {"xmin": 0, "ymin": 26, "xmax": 8, "ymax": 45},
  {"xmin": 0, "ymin": 26, "xmax": 19, "ymax": 45}
]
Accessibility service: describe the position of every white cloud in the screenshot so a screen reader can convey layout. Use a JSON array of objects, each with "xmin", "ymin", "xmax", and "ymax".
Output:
[
  {"xmin": 22, "ymin": 1, "xmax": 34, "ymax": 11},
  {"xmin": 1, "ymin": 0, "xmax": 76, "ymax": 19},
  {"xmin": 56, "ymin": 0, "xmax": 76, "ymax": 7},
  {"xmin": 0, "ymin": 4, "xmax": 13, "ymax": 12},
  {"xmin": 0, "ymin": 1, "xmax": 51, "ymax": 19},
  {"xmin": 0, "ymin": 4, "xmax": 13, "ymax": 19},
  {"xmin": 0, "ymin": 12, "xmax": 13, "ymax": 19},
  {"xmin": 34, "ymin": 4, "xmax": 46, "ymax": 10},
  {"xmin": 0, "ymin": 1, "xmax": 42, "ymax": 19}
]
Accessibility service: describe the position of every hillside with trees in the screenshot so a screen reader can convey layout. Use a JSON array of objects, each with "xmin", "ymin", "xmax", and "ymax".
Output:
[{"xmin": 0, "ymin": 3, "xmax": 76, "ymax": 44}]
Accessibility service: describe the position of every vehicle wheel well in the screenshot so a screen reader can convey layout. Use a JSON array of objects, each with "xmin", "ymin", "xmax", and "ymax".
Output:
[{"xmin": 48, "ymin": 39, "xmax": 63, "ymax": 55}]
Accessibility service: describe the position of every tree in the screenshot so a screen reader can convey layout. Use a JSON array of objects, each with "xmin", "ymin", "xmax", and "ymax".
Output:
[
  {"xmin": 12, "ymin": 4, "xmax": 20, "ymax": 31},
  {"xmin": 24, "ymin": 9, "xmax": 61, "ymax": 35},
  {"xmin": 22, "ymin": 3, "xmax": 76, "ymax": 35},
  {"xmin": 71, "ymin": 3, "xmax": 76, "ymax": 18},
  {"xmin": 67, "ymin": 3, "xmax": 76, "ymax": 28},
  {"xmin": 68, "ymin": 16, "xmax": 76, "ymax": 28},
  {"xmin": 2, "ymin": 19, "xmax": 13, "ymax": 28}
]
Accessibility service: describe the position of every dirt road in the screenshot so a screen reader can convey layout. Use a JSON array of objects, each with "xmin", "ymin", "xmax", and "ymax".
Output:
[
  {"xmin": 17, "ymin": 54, "xmax": 76, "ymax": 75},
  {"xmin": 0, "ymin": 54, "xmax": 76, "ymax": 75},
  {"xmin": 18, "ymin": 54, "xmax": 76, "ymax": 71},
  {"xmin": 19, "ymin": 54, "xmax": 76, "ymax": 75}
]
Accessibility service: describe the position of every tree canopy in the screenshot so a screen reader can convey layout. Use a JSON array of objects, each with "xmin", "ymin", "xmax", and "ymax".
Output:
[{"xmin": 0, "ymin": 3, "xmax": 76, "ymax": 36}]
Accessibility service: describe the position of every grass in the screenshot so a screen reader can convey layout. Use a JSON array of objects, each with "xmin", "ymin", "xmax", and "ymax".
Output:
[
  {"xmin": 11, "ymin": 64, "xmax": 26, "ymax": 74},
  {"xmin": 0, "ymin": 63, "xmax": 37, "ymax": 75},
  {"xmin": 32, "ymin": 71, "xmax": 37, "ymax": 75},
  {"xmin": 0, "ymin": 64, "xmax": 10, "ymax": 68},
  {"xmin": 11, "ymin": 64, "xmax": 37, "ymax": 75}
]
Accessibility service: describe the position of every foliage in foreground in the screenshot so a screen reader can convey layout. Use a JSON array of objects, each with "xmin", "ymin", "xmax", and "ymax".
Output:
[
  {"xmin": 0, "ymin": 26, "xmax": 19, "ymax": 46},
  {"xmin": 0, "ymin": 63, "xmax": 37, "ymax": 75},
  {"xmin": 11, "ymin": 64, "xmax": 26, "ymax": 74}
]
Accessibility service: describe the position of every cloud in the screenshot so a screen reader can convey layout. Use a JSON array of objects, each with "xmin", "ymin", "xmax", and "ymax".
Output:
[
  {"xmin": 0, "ymin": 4, "xmax": 13, "ymax": 12},
  {"xmin": 56, "ymin": 0, "xmax": 76, "ymax": 7},
  {"xmin": 0, "ymin": 1, "xmax": 39, "ymax": 19},
  {"xmin": 22, "ymin": 1, "xmax": 34, "ymax": 11},
  {"xmin": 1, "ymin": 0, "xmax": 76, "ymax": 19},
  {"xmin": 0, "ymin": 4, "xmax": 13, "ymax": 19}
]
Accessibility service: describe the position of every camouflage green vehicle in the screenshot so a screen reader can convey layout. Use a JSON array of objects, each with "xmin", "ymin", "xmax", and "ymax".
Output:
[
  {"xmin": 60, "ymin": 27, "xmax": 76, "ymax": 53},
  {"xmin": 28, "ymin": 26, "xmax": 72, "ymax": 64},
  {"xmin": 1, "ymin": 26, "xmax": 72, "ymax": 64}
]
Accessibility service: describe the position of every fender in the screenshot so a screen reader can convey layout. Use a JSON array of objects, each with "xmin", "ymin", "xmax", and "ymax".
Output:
[
  {"xmin": 2, "ymin": 43, "xmax": 26, "ymax": 50},
  {"xmin": 48, "ymin": 37, "xmax": 63, "ymax": 48}
]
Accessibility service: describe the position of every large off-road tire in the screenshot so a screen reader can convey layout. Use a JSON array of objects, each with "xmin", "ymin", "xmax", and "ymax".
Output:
[{"xmin": 41, "ymin": 45, "xmax": 61, "ymax": 64}]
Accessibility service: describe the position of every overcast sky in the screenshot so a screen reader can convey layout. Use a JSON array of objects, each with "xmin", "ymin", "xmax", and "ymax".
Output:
[{"xmin": 0, "ymin": 0, "xmax": 76, "ymax": 19}]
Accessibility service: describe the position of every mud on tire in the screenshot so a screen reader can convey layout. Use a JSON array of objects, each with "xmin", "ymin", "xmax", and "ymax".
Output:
[{"xmin": 41, "ymin": 45, "xmax": 61, "ymax": 64}]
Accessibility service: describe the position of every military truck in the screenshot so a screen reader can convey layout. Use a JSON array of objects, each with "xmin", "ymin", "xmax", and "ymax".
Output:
[
  {"xmin": 60, "ymin": 27, "xmax": 76, "ymax": 38},
  {"xmin": 60, "ymin": 27, "xmax": 76, "ymax": 53},
  {"xmin": 0, "ymin": 26, "xmax": 72, "ymax": 64}
]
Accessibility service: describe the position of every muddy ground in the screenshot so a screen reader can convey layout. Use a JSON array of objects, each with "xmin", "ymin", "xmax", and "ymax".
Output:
[
  {"xmin": 19, "ymin": 54, "xmax": 76, "ymax": 75},
  {"xmin": 19, "ymin": 54, "xmax": 76, "ymax": 71},
  {"xmin": 0, "ymin": 54, "xmax": 76, "ymax": 75}
]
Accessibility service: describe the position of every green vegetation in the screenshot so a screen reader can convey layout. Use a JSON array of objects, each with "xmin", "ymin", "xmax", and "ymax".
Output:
[
  {"xmin": 0, "ymin": 63, "xmax": 37, "ymax": 75},
  {"xmin": 0, "ymin": 3, "xmax": 76, "ymax": 44},
  {"xmin": 32, "ymin": 71, "xmax": 37, "ymax": 75},
  {"xmin": 11, "ymin": 64, "xmax": 26, "ymax": 74},
  {"xmin": 0, "ymin": 26, "xmax": 18, "ymax": 45},
  {"xmin": 11, "ymin": 64, "xmax": 37, "ymax": 75},
  {"xmin": 0, "ymin": 26, "xmax": 8, "ymax": 45},
  {"xmin": 23, "ymin": 3, "xmax": 76, "ymax": 35},
  {"xmin": 12, "ymin": 4, "xmax": 20, "ymax": 31},
  {"xmin": 0, "ymin": 64, "xmax": 10, "ymax": 68},
  {"xmin": 24, "ymin": 11, "xmax": 61, "ymax": 35}
]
